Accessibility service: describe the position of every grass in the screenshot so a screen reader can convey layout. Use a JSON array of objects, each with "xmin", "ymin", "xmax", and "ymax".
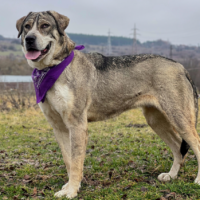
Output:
[{"xmin": 0, "ymin": 106, "xmax": 200, "ymax": 199}]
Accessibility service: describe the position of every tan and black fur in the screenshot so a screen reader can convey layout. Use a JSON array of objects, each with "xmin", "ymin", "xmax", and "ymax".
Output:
[{"xmin": 16, "ymin": 11, "xmax": 199, "ymax": 199}]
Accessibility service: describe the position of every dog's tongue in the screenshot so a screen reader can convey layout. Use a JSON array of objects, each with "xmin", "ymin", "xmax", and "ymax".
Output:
[{"xmin": 25, "ymin": 51, "xmax": 41, "ymax": 60}]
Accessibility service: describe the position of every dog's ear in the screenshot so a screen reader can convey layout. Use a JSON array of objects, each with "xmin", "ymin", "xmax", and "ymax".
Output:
[
  {"xmin": 47, "ymin": 11, "xmax": 70, "ymax": 36},
  {"xmin": 16, "ymin": 12, "xmax": 32, "ymax": 38}
]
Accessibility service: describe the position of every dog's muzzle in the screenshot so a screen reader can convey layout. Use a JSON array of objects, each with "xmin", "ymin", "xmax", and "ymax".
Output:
[
  {"xmin": 25, "ymin": 38, "xmax": 51, "ymax": 61},
  {"xmin": 25, "ymin": 35, "xmax": 36, "ymax": 50}
]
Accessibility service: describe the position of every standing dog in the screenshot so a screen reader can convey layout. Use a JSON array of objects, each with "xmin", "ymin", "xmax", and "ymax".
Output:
[{"xmin": 16, "ymin": 11, "xmax": 199, "ymax": 199}]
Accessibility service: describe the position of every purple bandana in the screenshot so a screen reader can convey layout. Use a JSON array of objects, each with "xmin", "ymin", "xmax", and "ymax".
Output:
[{"xmin": 32, "ymin": 45, "xmax": 85, "ymax": 103}]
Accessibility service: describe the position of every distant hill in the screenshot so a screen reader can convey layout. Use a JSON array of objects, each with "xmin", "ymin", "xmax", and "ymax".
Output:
[
  {"xmin": 67, "ymin": 33, "xmax": 140, "ymax": 46},
  {"xmin": 67, "ymin": 33, "xmax": 199, "ymax": 52},
  {"xmin": 68, "ymin": 33, "xmax": 170, "ymax": 48},
  {"xmin": 0, "ymin": 35, "xmax": 20, "ymax": 44}
]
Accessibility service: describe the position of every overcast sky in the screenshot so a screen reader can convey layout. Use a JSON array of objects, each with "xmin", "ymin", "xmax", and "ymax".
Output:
[{"xmin": 1, "ymin": 0, "xmax": 200, "ymax": 46}]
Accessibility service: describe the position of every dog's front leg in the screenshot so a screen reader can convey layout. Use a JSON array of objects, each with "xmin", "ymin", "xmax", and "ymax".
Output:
[{"xmin": 55, "ymin": 118, "xmax": 88, "ymax": 199}]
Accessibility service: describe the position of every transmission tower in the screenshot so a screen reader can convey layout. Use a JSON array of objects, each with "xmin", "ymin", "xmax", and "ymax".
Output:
[
  {"xmin": 130, "ymin": 24, "xmax": 139, "ymax": 55},
  {"xmin": 170, "ymin": 45, "xmax": 173, "ymax": 59},
  {"xmin": 107, "ymin": 29, "xmax": 112, "ymax": 56}
]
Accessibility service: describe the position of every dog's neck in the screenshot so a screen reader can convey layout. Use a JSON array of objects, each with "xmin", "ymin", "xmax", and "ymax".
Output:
[{"xmin": 52, "ymin": 35, "xmax": 75, "ymax": 65}]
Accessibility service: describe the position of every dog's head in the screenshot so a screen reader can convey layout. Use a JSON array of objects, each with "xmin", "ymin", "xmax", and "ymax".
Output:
[{"xmin": 16, "ymin": 11, "xmax": 75, "ymax": 69}]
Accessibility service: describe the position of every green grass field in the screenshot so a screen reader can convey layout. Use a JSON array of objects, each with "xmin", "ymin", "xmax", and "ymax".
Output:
[{"xmin": 0, "ymin": 106, "xmax": 200, "ymax": 199}]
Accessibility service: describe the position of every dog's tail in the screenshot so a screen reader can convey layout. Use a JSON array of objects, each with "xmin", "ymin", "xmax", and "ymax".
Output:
[{"xmin": 180, "ymin": 70, "xmax": 198, "ymax": 158}]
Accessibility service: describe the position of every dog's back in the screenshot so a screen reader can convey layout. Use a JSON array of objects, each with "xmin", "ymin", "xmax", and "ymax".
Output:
[{"xmin": 85, "ymin": 52, "xmax": 177, "ymax": 71}]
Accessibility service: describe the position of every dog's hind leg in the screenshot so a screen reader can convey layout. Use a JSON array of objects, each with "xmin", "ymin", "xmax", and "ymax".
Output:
[
  {"xmin": 178, "ymin": 127, "xmax": 200, "ymax": 184},
  {"xmin": 143, "ymin": 101, "xmax": 200, "ymax": 184},
  {"xmin": 143, "ymin": 106, "xmax": 183, "ymax": 181},
  {"xmin": 168, "ymin": 113, "xmax": 200, "ymax": 184}
]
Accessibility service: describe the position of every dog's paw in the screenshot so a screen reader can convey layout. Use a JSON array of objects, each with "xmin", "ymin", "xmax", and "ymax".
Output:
[
  {"xmin": 194, "ymin": 178, "xmax": 200, "ymax": 185},
  {"xmin": 54, "ymin": 188, "xmax": 77, "ymax": 199},
  {"xmin": 62, "ymin": 182, "xmax": 81, "ymax": 191},
  {"xmin": 66, "ymin": 190, "xmax": 78, "ymax": 199},
  {"xmin": 62, "ymin": 182, "xmax": 69, "ymax": 190},
  {"xmin": 158, "ymin": 173, "xmax": 172, "ymax": 182},
  {"xmin": 54, "ymin": 189, "xmax": 68, "ymax": 198},
  {"xmin": 55, "ymin": 183, "xmax": 81, "ymax": 199}
]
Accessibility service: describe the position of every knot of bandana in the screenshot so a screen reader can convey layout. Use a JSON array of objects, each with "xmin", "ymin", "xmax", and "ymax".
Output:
[{"xmin": 32, "ymin": 45, "xmax": 85, "ymax": 103}]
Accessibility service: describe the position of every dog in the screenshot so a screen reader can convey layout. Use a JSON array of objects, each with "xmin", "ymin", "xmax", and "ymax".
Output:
[{"xmin": 16, "ymin": 11, "xmax": 199, "ymax": 199}]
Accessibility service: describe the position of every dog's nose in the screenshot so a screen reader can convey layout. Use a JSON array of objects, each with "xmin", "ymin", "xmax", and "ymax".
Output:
[{"xmin": 25, "ymin": 35, "xmax": 36, "ymax": 45}]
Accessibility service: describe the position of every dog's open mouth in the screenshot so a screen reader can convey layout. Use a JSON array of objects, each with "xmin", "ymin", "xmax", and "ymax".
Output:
[{"xmin": 25, "ymin": 43, "xmax": 51, "ymax": 61}]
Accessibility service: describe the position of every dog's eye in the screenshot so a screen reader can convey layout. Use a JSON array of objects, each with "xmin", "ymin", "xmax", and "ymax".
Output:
[
  {"xmin": 25, "ymin": 24, "xmax": 31, "ymax": 29},
  {"xmin": 41, "ymin": 24, "xmax": 50, "ymax": 29}
]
